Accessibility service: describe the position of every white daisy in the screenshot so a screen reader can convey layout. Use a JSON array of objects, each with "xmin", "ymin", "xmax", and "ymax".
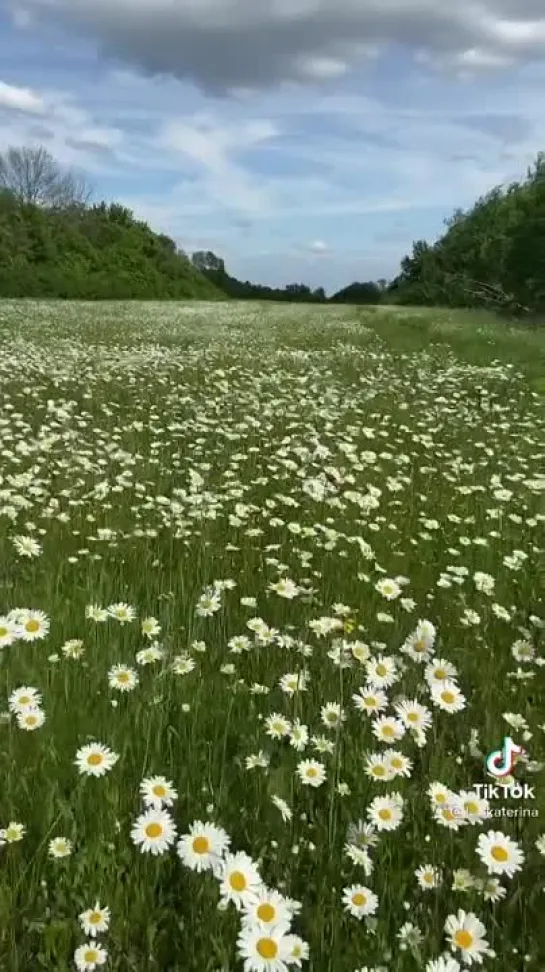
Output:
[
  {"xmin": 131, "ymin": 808, "xmax": 177, "ymax": 856},
  {"xmin": 176, "ymin": 820, "xmax": 230, "ymax": 874},
  {"xmin": 219, "ymin": 851, "xmax": 263, "ymax": 909},
  {"xmin": 79, "ymin": 903, "xmax": 111, "ymax": 937},
  {"xmin": 342, "ymin": 884, "xmax": 379, "ymax": 918},
  {"xmin": 74, "ymin": 743, "xmax": 119, "ymax": 777},
  {"xmin": 475, "ymin": 831, "xmax": 524, "ymax": 878},
  {"xmin": 445, "ymin": 910, "xmax": 490, "ymax": 965}
]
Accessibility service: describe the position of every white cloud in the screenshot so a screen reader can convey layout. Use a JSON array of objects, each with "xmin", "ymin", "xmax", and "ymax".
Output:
[
  {"xmin": 12, "ymin": 0, "xmax": 545, "ymax": 92},
  {"xmin": 0, "ymin": 80, "xmax": 45, "ymax": 114}
]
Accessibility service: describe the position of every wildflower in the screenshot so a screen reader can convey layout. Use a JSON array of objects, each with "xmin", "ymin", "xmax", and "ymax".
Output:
[
  {"xmin": 16, "ymin": 707, "xmax": 45, "ymax": 731},
  {"xmin": 475, "ymin": 831, "xmax": 524, "ymax": 878},
  {"xmin": 131, "ymin": 808, "xmax": 177, "ymax": 856},
  {"xmin": 107, "ymin": 602, "xmax": 137, "ymax": 623},
  {"xmin": 342, "ymin": 885, "xmax": 379, "ymax": 918},
  {"xmin": 430, "ymin": 681, "xmax": 466, "ymax": 713},
  {"xmin": 74, "ymin": 743, "xmax": 119, "ymax": 777},
  {"xmin": 49, "ymin": 836, "xmax": 73, "ymax": 858},
  {"xmin": 140, "ymin": 776, "xmax": 178, "ymax": 809},
  {"xmin": 74, "ymin": 942, "xmax": 107, "ymax": 971},
  {"xmin": 444, "ymin": 910, "xmax": 490, "ymax": 965},
  {"xmin": 19, "ymin": 610, "xmax": 49, "ymax": 642},
  {"xmin": 297, "ymin": 759, "xmax": 326, "ymax": 788},
  {"xmin": 368, "ymin": 793, "xmax": 404, "ymax": 831},
  {"xmin": 219, "ymin": 851, "xmax": 262, "ymax": 909},
  {"xmin": 79, "ymin": 903, "xmax": 111, "ymax": 937},
  {"xmin": 108, "ymin": 664, "xmax": 139, "ymax": 692},
  {"xmin": 8, "ymin": 686, "xmax": 42, "ymax": 713},
  {"xmin": 12, "ymin": 535, "xmax": 42, "ymax": 557},
  {"xmin": 177, "ymin": 820, "xmax": 230, "ymax": 873}
]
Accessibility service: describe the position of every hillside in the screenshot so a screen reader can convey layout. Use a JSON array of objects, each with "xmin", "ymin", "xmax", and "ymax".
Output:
[{"xmin": 0, "ymin": 192, "xmax": 224, "ymax": 300}]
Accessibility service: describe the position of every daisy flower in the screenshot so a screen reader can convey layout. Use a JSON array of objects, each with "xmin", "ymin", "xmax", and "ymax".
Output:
[
  {"xmin": 177, "ymin": 820, "xmax": 230, "ymax": 874},
  {"xmin": 16, "ymin": 707, "xmax": 45, "ymax": 731},
  {"xmin": 74, "ymin": 743, "xmax": 119, "ymax": 777},
  {"xmin": 219, "ymin": 851, "xmax": 263, "ymax": 909},
  {"xmin": 19, "ymin": 610, "xmax": 49, "ymax": 642},
  {"xmin": 242, "ymin": 888, "xmax": 292, "ymax": 930},
  {"xmin": 8, "ymin": 686, "xmax": 42, "ymax": 713},
  {"xmin": 49, "ymin": 836, "xmax": 73, "ymax": 858},
  {"xmin": 107, "ymin": 602, "xmax": 136, "ymax": 623},
  {"xmin": 444, "ymin": 910, "xmax": 490, "ymax": 966},
  {"xmin": 352, "ymin": 686, "xmax": 388, "ymax": 715},
  {"xmin": 140, "ymin": 776, "xmax": 178, "ymax": 808},
  {"xmin": 368, "ymin": 793, "xmax": 404, "ymax": 831},
  {"xmin": 236, "ymin": 922, "xmax": 292, "ymax": 970},
  {"xmin": 108, "ymin": 664, "xmax": 139, "ymax": 692},
  {"xmin": 74, "ymin": 942, "xmax": 107, "ymax": 971},
  {"xmin": 342, "ymin": 885, "xmax": 379, "ymax": 918},
  {"xmin": 131, "ymin": 808, "xmax": 177, "ymax": 856},
  {"xmin": 372, "ymin": 715, "xmax": 406, "ymax": 744},
  {"xmin": 365, "ymin": 655, "xmax": 398, "ymax": 689},
  {"xmin": 430, "ymin": 680, "xmax": 466, "ymax": 713},
  {"xmin": 79, "ymin": 903, "xmax": 111, "ymax": 937},
  {"xmin": 296, "ymin": 759, "xmax": 326, "ymax": 787},
  {"xmin": 475, "ymin": 831, "xmax": 524, "ymax": 878},
  {"xmin": 416, "ymin": 865, "xmax": 443, "ymax": 890}
]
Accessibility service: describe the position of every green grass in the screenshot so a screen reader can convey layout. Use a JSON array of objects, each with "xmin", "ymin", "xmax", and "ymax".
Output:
[{"xmin": 0, "ymin": 301, "xmax": 544, "ymax": 972}]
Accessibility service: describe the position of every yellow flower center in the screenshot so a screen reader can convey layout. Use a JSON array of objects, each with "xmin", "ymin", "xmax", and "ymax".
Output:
[
  {"xmin": 0, "ymin": 626, "xmax": 8, "ymax": 637},
  {"xmin": 257, "ymin": 903, "xmax": 276, "ymax": 923},
  {"xmin": 25, "ymin": 620, "xmax": 40, "ymax": 633},
  {"xmin": 372, "ymin": 765, "xmax": 386, "ymax": 776},
  {"xmin": 435, "ymin": 793, "xmax": 447, "ymax": 804},
  {"xmin": 441, "ymin": 691, "xmax": 455, "ymax": 704},
  {"xmin": 364, "ymin": 697, "xmax": 376, "ymax": 707},
  {"xmin": 84, "ymin": 949, "xmax": 99, "ymax": 963},
  {"xmin": 152, "ymin": 785, "xmax": 166, "ymax": 797},
  {"xmin": 382, "ymin": 725, "xmax": 395, "ymax": 737},
  {"xmin": 352, "ymin": 892, "xmax": 367, "ymax": 907},
  {"xmin": 454, "ymin": 930, "xmax": 474, "ymax": 950},
  {"xmin": 376, "ymin": 664, "xmax": 387, "ymax": 677},
  {"xmin": 306, "ymin": 767, "xmax": 318, "ymax": 778},
  {"xmin": 87, "ymin": 753, "xmax": 103, "ymax": 766},
  {"xmin": 391, "ymin": 758, "xmax": 402, "ymax": 769},
  {"xmin": 192, "ymin": 835, "xmax": 210, "ymax": 855},
  {"xmin": 413, "ymin": 639, "xmax": 426, "ymax": 652},
  {"xmin": 407, "ymin": 712, "xmax": 419, "ymax": 722},
  {"xmin": 378, "ymin": 808, "xmax": 392, "ymax": 821},
  {"xmin": 257, "ymin": 938, "xmax": 278, "ymax": 959},
  {"xmin": 19, "ymin": 696, "xmax": 31, "ymax": 706},
  {"xmin": 89, "ymin": 912, "xmax": 102, "ymax": 924},
  {"xmin": 491, "ymin": 845, "xmax": 508, "ymax": 862},
  {"xmin": 229, "ymin": 871, "xmax": 247, "ymax": 892},
  {"xmin": 25, "ymin": 716, "xmax": 37, "ymax": 726},
  {"xmin": 435, "ymin": 669, "xmax": 446, "ymax": 680},
  {"xmin": 117, "ymin": 672, "xmax": 130, "ymax": 683},
  {"xmin": 464, "ymin": 802, "xmax": 478, "ymax": 815},
  {"xmin": 145, "ymin": 823, "xmax": 163, "ymax": 840}
]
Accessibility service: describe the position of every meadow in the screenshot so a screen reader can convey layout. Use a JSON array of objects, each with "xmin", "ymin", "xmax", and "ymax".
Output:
[{"xmin": 0, "ymin": 299, "xmax": 543, "ymax": 972}]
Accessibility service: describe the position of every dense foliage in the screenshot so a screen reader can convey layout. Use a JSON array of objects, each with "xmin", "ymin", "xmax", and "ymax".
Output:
[
  {"xmin": 390, "ymin": 153, "xmax": 545, "ymax": 318},
  {"xmin": 0, "ymin": 192, "xmax": 224, "ymax": 300}
]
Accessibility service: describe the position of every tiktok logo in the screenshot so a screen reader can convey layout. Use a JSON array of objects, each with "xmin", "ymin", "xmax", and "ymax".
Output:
[{"xmin": 485, "ymin": 736, "xmax": 525, "ymax": 778}]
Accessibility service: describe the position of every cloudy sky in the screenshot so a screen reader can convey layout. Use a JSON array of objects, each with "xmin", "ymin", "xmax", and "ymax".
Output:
[{"xmin": 1, "ymin": 1, "xmax": 544, "ymax": 294}]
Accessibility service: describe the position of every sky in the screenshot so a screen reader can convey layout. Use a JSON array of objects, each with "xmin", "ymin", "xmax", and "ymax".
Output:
[{"xmin": 1, "ymin": 1, "xmax": 545, "ymax": 294}]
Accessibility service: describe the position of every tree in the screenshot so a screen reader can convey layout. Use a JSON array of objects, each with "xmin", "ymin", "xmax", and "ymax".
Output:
[
  {"xmin": 0, "ymin": 145, "xmax": 93, "ymax": 209},
  {"xmin": 191, "ymin": 250, "xmax": 226, "ymax": 275}
]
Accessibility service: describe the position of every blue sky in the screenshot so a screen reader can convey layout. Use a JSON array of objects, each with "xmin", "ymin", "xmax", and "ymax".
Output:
[{"xmin": 1, "ymin": 1, "xmax": 544, "ymax": 294}]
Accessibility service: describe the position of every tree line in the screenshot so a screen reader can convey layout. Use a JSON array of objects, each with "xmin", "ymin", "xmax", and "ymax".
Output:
[
  {"xmin": 1, "ymin": 143, "xmax": 545, "ymax": 315},
  {"xmin": 388, "ymin": 153, "xmax": 545, "ymax": 318}
]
